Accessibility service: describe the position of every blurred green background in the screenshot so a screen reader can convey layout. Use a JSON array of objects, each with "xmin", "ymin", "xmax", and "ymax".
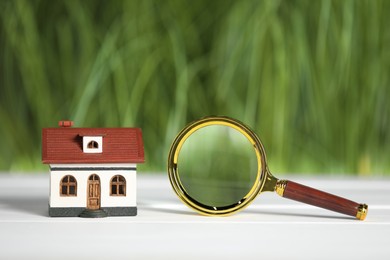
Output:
[{"xmin": 0, "ymin": 0, "xmax": 389, "ymax": 175}]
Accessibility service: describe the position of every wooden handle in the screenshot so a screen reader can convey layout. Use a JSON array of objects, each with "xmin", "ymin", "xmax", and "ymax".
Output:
[{"xmin": 275, "ymin": 180, "xmax": 367, "ymax": 220}]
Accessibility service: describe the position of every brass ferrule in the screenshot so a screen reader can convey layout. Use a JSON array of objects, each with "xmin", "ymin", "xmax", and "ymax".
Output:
[
  {"xmin": 356, "ymin": 204, "xmax": 368, "ymax": 220},
  {"xmin": 275, "ymin": 179, "xmax": 288, "ymax": 196}
]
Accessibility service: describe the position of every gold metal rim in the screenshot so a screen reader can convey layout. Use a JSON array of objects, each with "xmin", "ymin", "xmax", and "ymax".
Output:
[{"xmin": 167, "ymin": 116, "xmax": 268, "ymax": 216}]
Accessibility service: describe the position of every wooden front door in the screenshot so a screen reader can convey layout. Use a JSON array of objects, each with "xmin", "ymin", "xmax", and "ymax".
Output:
[{"xmin": 87, "ymin": 174, "xmax": 100, "ymax": 210}]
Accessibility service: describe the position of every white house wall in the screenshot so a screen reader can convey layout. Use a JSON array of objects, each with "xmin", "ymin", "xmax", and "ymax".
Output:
[{"xmin": 49, "ymin": 164, "xmax": 136, "ymax": 208}]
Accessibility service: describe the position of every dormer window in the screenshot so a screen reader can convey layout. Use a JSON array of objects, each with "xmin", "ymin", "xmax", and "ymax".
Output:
[{"xmin": 82, "ymin": 136, "xmax": 103, "ymax": 153}]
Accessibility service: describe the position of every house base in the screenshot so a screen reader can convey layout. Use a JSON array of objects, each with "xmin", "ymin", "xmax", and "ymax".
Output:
[{"xmin": 49, "ymin": 206, "xmax": 137, "ymax": 217}]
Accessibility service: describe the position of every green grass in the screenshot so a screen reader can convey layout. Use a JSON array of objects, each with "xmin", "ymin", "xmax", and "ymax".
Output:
[{"xmin": 0, "ymin": 0, "xmax": 389, "ymax": 175}]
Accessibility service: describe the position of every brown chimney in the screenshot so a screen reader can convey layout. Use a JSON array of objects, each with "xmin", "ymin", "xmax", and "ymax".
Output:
[{"xmin": 58, "ymin": 120, "xmax": 74, "ymax": 127}]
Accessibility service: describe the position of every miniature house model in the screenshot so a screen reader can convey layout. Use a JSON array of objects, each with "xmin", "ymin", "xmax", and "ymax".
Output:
[{"xmin": 42, "ymin": 121, "xmax": 145, "ymax": 217}]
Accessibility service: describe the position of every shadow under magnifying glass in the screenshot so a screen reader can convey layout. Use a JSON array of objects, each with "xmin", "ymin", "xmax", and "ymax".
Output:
[
  {"xmin": 245, "ymin": 208, "xmax": 354, "ymax": 220},
  {"xmin": 138, "ymin": 201, "xmax": 199, "ymax": 216},
  {"xmin": 0, "ymin": 196, "xmax": 49, "ymax": 217}
]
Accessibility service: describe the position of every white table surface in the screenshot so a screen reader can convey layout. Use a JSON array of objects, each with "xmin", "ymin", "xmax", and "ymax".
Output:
[{"xmin": 0, "ymin": 173, "xmax": 389, "ymax": 259}]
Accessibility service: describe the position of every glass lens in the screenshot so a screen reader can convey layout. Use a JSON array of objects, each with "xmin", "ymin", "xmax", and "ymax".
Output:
[{"xmin": 177, "ymin": 125, "xmax": 258, "ymax": 208}]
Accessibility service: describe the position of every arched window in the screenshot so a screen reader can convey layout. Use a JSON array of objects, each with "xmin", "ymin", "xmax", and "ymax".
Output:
[
  {"xmin": 110, "ymin": 175, "xmax": 126, "ymax": 196},
  {"xmin": 87, "ymin": 140, "xmax": 99, "ymax": 149},
  {"xmin": 60, "ymin": 175, "xmax": 77, "ymax": 196}
]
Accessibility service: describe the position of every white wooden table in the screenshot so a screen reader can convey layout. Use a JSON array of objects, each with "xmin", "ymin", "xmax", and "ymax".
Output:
[{"xmin": 0, "ymin": 173, "xmax": 389, "ymax": 259}]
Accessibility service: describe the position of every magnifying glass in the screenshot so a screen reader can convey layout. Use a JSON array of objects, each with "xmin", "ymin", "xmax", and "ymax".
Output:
[{"xmin": 167, "ymin": 116, "xmax": 368, "ymax": 220}]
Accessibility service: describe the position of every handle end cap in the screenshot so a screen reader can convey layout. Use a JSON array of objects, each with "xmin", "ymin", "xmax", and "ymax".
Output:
[{"xmin": 356, "ymin": 204, "xmax": 368, "ymax": 220}]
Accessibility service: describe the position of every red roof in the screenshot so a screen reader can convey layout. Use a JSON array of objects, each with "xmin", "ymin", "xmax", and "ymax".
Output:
[{"xmin": 42, "ymin": 127, "xmax": 145, "ymax": 164}]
